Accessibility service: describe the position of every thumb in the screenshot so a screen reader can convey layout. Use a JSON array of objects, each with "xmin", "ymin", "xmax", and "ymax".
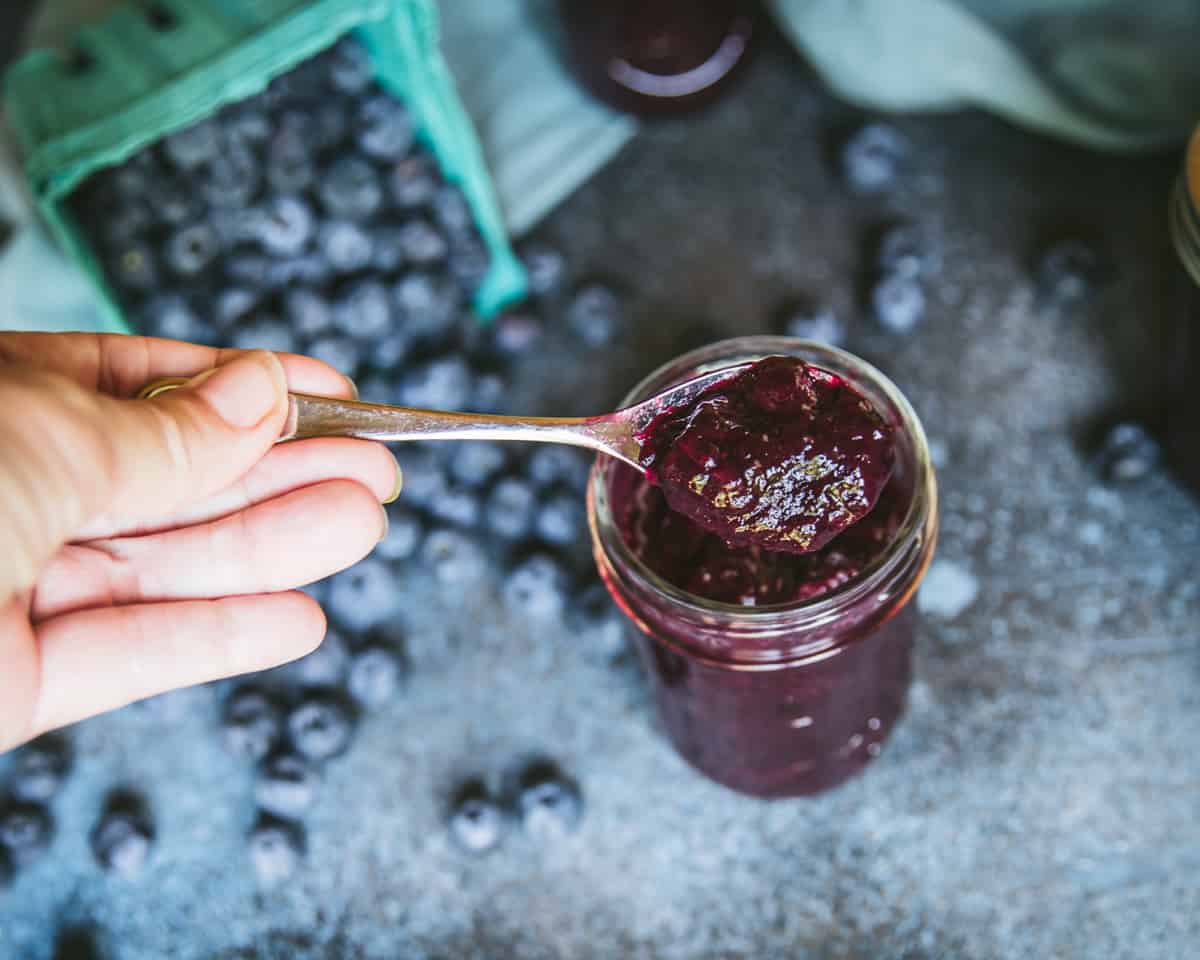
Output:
[{"xmin": 0, "ymin": 350, "xmax": 288, "ymax": 599}]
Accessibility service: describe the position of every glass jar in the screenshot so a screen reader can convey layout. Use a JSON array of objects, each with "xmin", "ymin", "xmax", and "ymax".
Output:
[
  {"xmin": 587, "ymin": 337, "xmax": 938, "ymax": 797},
  {"xmin": 1167, "ymin": 126, "xmax": 1200, "ymax": 496},
  {"xmin": 557, "ymin": 0, "xmax": 756, "ymax": 116}
]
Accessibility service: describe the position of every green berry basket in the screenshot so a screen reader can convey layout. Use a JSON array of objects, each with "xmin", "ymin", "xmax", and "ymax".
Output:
[{"xmin": 2, "ymin": 0, "xmax": 527, "ymax": 333}]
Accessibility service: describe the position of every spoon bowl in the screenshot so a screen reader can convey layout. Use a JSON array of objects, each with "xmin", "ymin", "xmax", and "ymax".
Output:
[{"xmin": 138, "ymin": 360, "xmax": 757, "ymax": 473}]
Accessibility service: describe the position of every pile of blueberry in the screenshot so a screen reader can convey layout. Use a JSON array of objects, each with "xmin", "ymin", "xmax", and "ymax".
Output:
[
  {"xmin": 68, "ymin": 37, "xmax": 492, "ymax": 396},
  {"xmin": 448, "ymin": 759, "xmax": 583, "ymax": 855},
  {"xmin": 219, "ymin": 631, "xmax": 404, "ymax": 887},
  {"xmin": 0, "ymin": 735, "xmax": 154, "ymax": 888},
  {"xmin": 0, "ymin": 735, "xmax": 67, "ymax": 886}
]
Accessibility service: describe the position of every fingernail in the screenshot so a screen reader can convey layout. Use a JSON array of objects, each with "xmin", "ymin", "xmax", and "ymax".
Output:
[
  {"xmin": 383, "ymin": 462, "xmax": 403, "ymax": 504},
  {"xmin": 186, "ymin": 351, "xmax": 285, "ymax": 430},
  {"xmin": 378, "ymin": 502, "xmax": 390, "ymax": 542},
  {"xmin": 344, "ymin": 375, "xmax": 360, "ymax": 401}
]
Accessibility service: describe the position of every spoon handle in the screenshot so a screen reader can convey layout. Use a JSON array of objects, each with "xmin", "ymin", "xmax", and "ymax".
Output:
[{"xmin": 137, "ymin": 377, "xmax": 632, "ymax": 460}]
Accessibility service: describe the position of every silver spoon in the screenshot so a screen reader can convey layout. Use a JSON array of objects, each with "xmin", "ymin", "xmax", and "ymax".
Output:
[{"xmin": 137, "ymin": 361, "xmax": 755, "ymax": 473}]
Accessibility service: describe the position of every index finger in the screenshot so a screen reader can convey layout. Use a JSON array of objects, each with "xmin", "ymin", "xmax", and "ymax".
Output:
[{"xmin": 0, "ymin": 332, "xmax": 357, "ymax": 399}]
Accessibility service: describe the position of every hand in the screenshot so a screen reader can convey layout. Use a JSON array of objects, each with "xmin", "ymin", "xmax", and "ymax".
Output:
[{"xmin": 0, "ymin": 332, "xmax": 402, "ymax": 752}]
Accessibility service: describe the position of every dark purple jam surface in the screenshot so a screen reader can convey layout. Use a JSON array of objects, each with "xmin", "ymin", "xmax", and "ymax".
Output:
[
  {"xmin": 635, "ymin": 356, "xmax": 896, "ymax": 558},
  {"xmin": 618, "ymin": 465, "xmax": 906, "ymax": 607}
]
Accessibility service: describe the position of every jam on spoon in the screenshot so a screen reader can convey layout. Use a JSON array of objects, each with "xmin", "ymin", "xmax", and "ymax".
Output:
[{"xmin": 634, "ymin": 356, "xmax": 896, "ymax": 555}]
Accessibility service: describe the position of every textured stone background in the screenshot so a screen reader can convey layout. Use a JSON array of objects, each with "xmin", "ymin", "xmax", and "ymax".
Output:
[{"xmin": 2, "ymin": 16, "xmax": 1199, "ymax": 960}]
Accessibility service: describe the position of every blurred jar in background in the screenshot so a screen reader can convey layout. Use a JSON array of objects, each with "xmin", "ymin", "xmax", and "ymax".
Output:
[
  {"xmin": 558, "ymin": 0, "xmax": 756, "ymax": 115},
  {"xmin": 1168, "ymin": 126, "xmax": 1200, "ymax": 496}
]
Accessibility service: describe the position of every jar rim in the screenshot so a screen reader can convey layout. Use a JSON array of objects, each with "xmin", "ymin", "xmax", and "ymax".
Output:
[{"xmin": 587, "ymin": 336, "xmax": 938, "ymax": 629}]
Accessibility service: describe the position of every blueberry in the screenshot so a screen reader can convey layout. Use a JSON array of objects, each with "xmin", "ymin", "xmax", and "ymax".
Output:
[
  {"xmin": 255, "ymin": 752, "xmax": 318, "ymax": 819},
  {"xmin": 111, "ymin": 162, "xmax": 151, "ymax": 201},
  {"xmin": 220, "ymin": 687, "xmax": 282, "ymax": 762},
  {"xmin": 449, "ymin": 441, "xmax": 507, "ymax": 488},
  {"xmin": 566, "ymin": 283, "xmax": 622, "ymax": 347},
  {"xmin": 10, "ymin": 734, "xmax": 71, "ymax": 803},
  {"xmin": 102, "ymin": 204, "xmax": 152, "ymax": 248},
  {"xmin": 471, "ymin": 371, "xmax": 508, "ymax": 414},
  {"xmin": 400, "ymin": 356, "xmax": 474, "ymax": 410},
  {"xmin": 287, "ymin": 692, "xmax": 355, "ymax": 761},
  {"xmin": 306, "ymin": 334, "xmax": 361, "ymax": 377},
  {"xmin": 448, "ymin": 781, "xmax": 504, "ymax": 854},
  {"xmin": 233, "ymin": 318, "xmax": 297, "ymax": 354},
  {"xmin": 841, "ymin": 122, "xmax": 908, "ymax": 191},
  {"xmin": 0, "ymin": 801, "xmax": 53, "ymax": 868},
  {"xmin": 162, "ymin": 118, "xmax": 220, "ymax": 170},
  {"xmin": 519, "ymin": 242, "xmax": 566, "ymax": 297},
  {"xmin": 491, "ymin": 311, "xmax": 543, "ymax": 355},
  {"xmin": 266, "ymin": 125, "xmax": 317, "ymax": 195},
  {"xmin": 90, "ymin": 805, "xmax": 153, "ymax": 879},
  {"xmin": 320, "ymin": 156, "xmax": 384, "ymax": 221},
  {"xmin": 329, "ymin": 38, "xmax": 373, "ymax": 94},
  {"xmin": 390, "ymin": 155, "xmax": 438, "ymax": 210},
  {"xmin": 1036, "ymin": 239, "xmax": 1106, "ymax": 304},
  {"xmin": 225, "ymin": 255, "xmax": 275, "ymax": 291},
  {"xmin": 347, "ymin": 643, "xmax": 404, "ymax": 709},
  {"xmin": 150, "ymin": 177, "xmax": 200, "ymax": 227},
  {"xmin": 778, "ymin": 300, "xmax": 844, "ymax": 346},
  {"xmin": 0, "ymin": 846, "xmax": 13, "ymax": 890},
  {"xmin": 526, "ymin": 446, "xmax": 591, "ymax": 493},
  {"xmin": 373, "ymin": 330, "xmax": 412, "ymax": 371},
  {"xmin": 503, "ymin": 553, "xmax": 569, "ymax": 619},
  {"xmin": 248, "ymin": 815, "xmax": 305, "ymax": 887},
  {"xmin": 215, "ymin": 288, "xmax": 260, "ymax": 330},
  {"xmin": 53, "ymin": 927, "xmax": 103, "ymax": 960},
  {"xmin": 871, "ymin": 272, "xmax": 925, "ymax": 334},
  {"xmin": 326, "ymin": 557, "xmax": 401, "ymax": 631},
  {"xmin": 370, "ymin": 226, "xmax": 406, "ymax": 272},
  {"xmin": 244, "ymin": 195, "xmax": 314, "ymax": 257},
  {"xmin": 268, "ymin": 57, "xmax": 327, "ymax": 104},
  {"xmin": 393, "ymin": 447, "xmax": 449, "ymax": 508},
  {"xmin": 377, "ymin": 507, "xmax": 423, "ymax": 562},
  {"xmin": 427, "ymin": 485, "xmax": 482, "ymax": 528},
  {"xmin": 165, "ymin": 222, "xmax": 219, "ymax": 277},
  {"xmin": 393, "ymin": 273, "xmax": 461, "ymax": 341},
  {"xmin": 398, "ymin": 219, "xmax": 448, "ymax": 266},
  {"xmin": 201, "ymin": 141, "xmax": 261, "ymax": 208},
  {"xmin": 432, "ymin": 186, "xmax": 473, "ymax": 237},
  {"xmin": 356, "ymin": 94, "xmax": 413, "ymax": 160},
  {"xmin": 566, "ymin": 584, "xmax": 628, "ymax": 661},
  {"xmin": 516, "ymin": 762, "xmax": 582, "ymax": 841},
  {"xmin": 318, "ymin": 220, "xmax": 374, "ymax": 273},
  {"xmin": 420, "ymin": 529, "xmax": 489, "ymax": 587},
  {"xmin": 311, "ymin": 102, "xmax": 349, "ymax": 151},
  {"xmin": 333, "ymin": 280, "xmax": 393, "ymax": 340},
  {"xmin": 110, "ymin": 243, "xmax": 158, "ymax": 293},
  {"xmin": 268, "ymin": 254, "xmax": 332, "ymax": 289},
  {"xmin": 141, "ymin": 295, "xmax": 212, "ymax": 344},
  {"xmin": 876, "ymin": 222, "xmax": 933, "ymax": 279},
  {"xmin": 286, "ymin": 628, "xmax": 350, "ymax": 688},
  {"xmin": 284, "ymin": 289, "xmax": 333, "ymax": 339},
  {"xmin": 222, "ymin": 102, "xmax": 272, "ymax": 146},
  {"xmin": 1097, "ymin": 421, "xmax": 1160, "ymax": 484},
  {"xmin": 447, "ymin": 233, "xmax": 491, "ymax": 292},
  {"xmin": 535, "ymin": 491, "xmax": 586, "ymax": 548},
  {"xmin": 484, "ymin": 477, "xmax": 537, "ymax": 540}
]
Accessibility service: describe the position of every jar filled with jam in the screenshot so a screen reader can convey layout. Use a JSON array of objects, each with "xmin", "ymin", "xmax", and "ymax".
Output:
[
  {"xmin": 587, "ymin": 337, "xmax": 938, "ymax": 797},
  {"xmin": 1167, "ymin": 127, "xmax": 1200, "ymax": 495},
  {"xmin": 557, "ymin": 0, "xmax": 756, "ymax": 115}
]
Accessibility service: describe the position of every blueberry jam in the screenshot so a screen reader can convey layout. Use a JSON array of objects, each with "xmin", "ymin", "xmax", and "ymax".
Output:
[
  {"xmin": 620, "ymin": 469, "xmax": 906, "ymax": 606},
  {"xmin": 558, "ymin": 0, "xmax": 755, "ymax": 115},
  {"xmin": 590, "ymin": 339, "xmax": 936, "ymax": 798},
  {"xmin": 635, "ymin": 356, "xmax": 896, "ymax": 559}
]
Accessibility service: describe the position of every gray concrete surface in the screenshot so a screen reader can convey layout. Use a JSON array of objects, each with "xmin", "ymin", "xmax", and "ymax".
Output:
[{"xmin": 2, "ymin": 25, "xmax": 1199, "ymax": 960}]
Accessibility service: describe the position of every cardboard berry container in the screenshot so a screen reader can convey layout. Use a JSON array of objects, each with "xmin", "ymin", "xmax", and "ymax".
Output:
[{"xmin": 2, "ymin": 0, "xmax": 526, "ymax": 333}]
